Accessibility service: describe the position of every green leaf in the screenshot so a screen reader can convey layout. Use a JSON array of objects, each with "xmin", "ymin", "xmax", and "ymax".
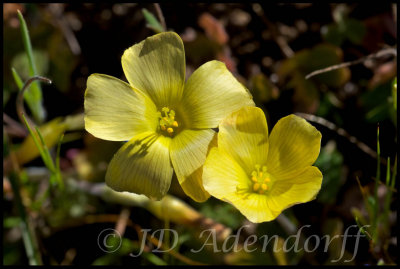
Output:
[
  {"xmin": 3, "ymin": 217, "xmax": 22, "ymax": 228},
  {"xmin": 142, "ymin": 8, "xmax": 164, "ymax": 33},
  {"xmin": 344, "ymin": 18, "xmax": 366, "ymax": 45},
  {"xmin": 16, "ymin": 10, "xmax": 46, "ymax": 123},
  {"xmin": 11, "ymin": 68, "xmax": 24, "ymax": 89},
  {"xmin": 322, "ymin": 24, "xmax": 345, "ymax": 46},
  {"xmin": 315, "ymin": 141, "xmax": 344, "ymax": 204}
]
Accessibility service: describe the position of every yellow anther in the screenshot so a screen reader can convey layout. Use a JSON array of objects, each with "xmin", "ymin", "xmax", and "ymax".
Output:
[
  {"xmin": 158, "ymin": 107, "xmax": 179, "ymax": 135},
  {"xmin": 250, "ymin": 165, "xmax": 273, "ymax": 194},
  {"xmin": 253, "ymin": 183, "xmax": 260, "ymax": 191}
]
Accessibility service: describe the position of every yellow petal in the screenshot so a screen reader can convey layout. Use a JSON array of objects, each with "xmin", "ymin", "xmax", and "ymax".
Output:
[
  {"xmin": 84, "ymin": 74, "xmax": 158, "ymax": 141},
  {"xmin": 179, "ymin": 167, "xmax": 211, "ymax": 202},
  {"xmin": 105, "ymin": 132, "xmax": 173, "ymax": 200},
  {"xmin": 121, "ymin": 32, "xmax": 185, "ymax": 107},
  {"xmin": 203, "ymin": 147, "xmax": 249, "ymax": 201},
  {"xmin": 267, "ymin": 166, "xmax": 323, "ymax": 214},
  {"xmin": 181, "ymin": 60, "xmax": 255, "ymax": 129},
  {"xmin": 170, "ymin": 129, "xmax": 215, "ymax": 202},
  {"xmin": 232, "ymin": 193, "xmax": 279, "ymax": 223},
  {"xmin": 218, "ymin": 107, "xmax": 269, "ymax": 174},
  {"xmin": 203, "ymin": 148, "xmax": 276, "ymax": 223},
  {"xmin": 267, "ymin": 114, "xmax": 322, "ymax": 180}
]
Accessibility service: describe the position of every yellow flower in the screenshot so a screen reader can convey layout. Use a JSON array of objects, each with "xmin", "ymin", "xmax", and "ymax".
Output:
[
  {"xmin": 203, "ymin": 107, "xmax": 322, "ymax": 223},
  {"xmin": 84, "ymin": 32, "xmax": 254, "ymax": 201}
]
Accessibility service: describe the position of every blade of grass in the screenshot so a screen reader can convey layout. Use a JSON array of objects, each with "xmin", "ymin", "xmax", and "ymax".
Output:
[
  {"xmin": 142, "ymin": 8, "xmax": 165, "ymax": 33},
  {"xmin": 11, "ymin": 68, "xmax": 24, "ymax": 90},
  {"xmin": 17, "ymin": 10, "xmax": 45, "ymax": 123},
  {"xmin": 21, "ymin": 114, "xmax": 46, "ymax": 162},
  {"xmin": 34, "ymin": 126, "xmax": 56, "ymax": 172},
  {"xmin": 22, "ymin": 114, "xmax": 65, "ymax": 190}
]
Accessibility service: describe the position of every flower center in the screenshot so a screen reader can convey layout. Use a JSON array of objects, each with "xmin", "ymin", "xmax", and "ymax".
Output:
[
  {"xmin": 158, "ymin": 107, "xmax": 179, "ymax": 136},
  {"xmin": 235, "ymin": 164, "xmax": 274, "ymax": 198},
  {"xmin": 250, "ymin": 164, "xmax": 272, "ymax": 194}
]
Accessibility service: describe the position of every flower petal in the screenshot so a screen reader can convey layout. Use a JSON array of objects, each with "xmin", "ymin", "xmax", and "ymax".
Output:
[
  {"xmin": 179, "ymin": 168, "xmax": 210, "ymax": 202},
  {"xmin": 105, "ymin": 132, "xmax": 173, "ymax": 200},
  {"xmin": 233, "ymin": 194, "xmax": 278, "ymax": 223},
  {"xmin": 203, "ymin": 148, "xmax": 248, "ymax": 201},
  {"xmin": 267, "ymin": 166, "xmax": 323, "ymax": 213},
  {"xmin": 218, "ymin": 107, "xmax": 269, "ymax": 174},
  {"xmin": 267, "ymin": 114, "xmax": 322, "ymax": 180},
  {"xmin": 203, "ymin": 148, "xmax": 276, "ymax": 223},
  {"xmin": 121, "ymin": 32, "xmax": 185, "ymax": 107},
  {"xmin": 84, "ymin": 74, "xmax": 158, "ymax": 141},
  {"xmin": 181, "ymin": 60, "xmax": 255, "ymax": 129},
  {"xmin": 170, "ymin": 129, "xmax": 215, "ymax": 202}
]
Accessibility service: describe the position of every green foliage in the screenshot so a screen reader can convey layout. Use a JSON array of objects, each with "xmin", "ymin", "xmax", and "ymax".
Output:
[
  {"xmin": 361, "ymin": 79, "xmax": 395, "ymax": 123},
  {"xmin": 142, "ymin": 8, "xmax": 165, "ymax": 33},
  {"xmin": 15, "ymin": 11, "xmax": 46, "ymax": 123},
  {"xmin": 323, "ymin": 18, "xmax": 366, "ymax": 46},
  {"xmin": 278, "ymin": 43, "xmax": 350, "ymax": 111},
  {"xmin": 21, "ymin": 114, "xmax": 64, "ymax": 189},
  {"xmin": 11, "ymin": 50, "xmax": 49, "ymax": 80},
  {"xmin": 315, "ymin": 141, "xmax": 344, "ymax": 204},
  {"xmin": 200, "ymin": 200, "xmax": 245, "ymax": 230},
  {"xmin": 249, "ymin": 73, "xmax": 280, "ymax": 105},
  {"xmin": 352, "ymin": 127, "xmax": 397, "ymax": 259},
  {"xmin": 322, "ymin": 4, "xmax": 366, "ymax": 46}
]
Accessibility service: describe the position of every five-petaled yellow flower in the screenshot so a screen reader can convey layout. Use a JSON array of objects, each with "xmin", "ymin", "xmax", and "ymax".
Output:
[
  {"xmin": 84, "ymin": 32, "xmax": 254, "ymax": 202},
  {"xmin": 203, "ymin": 106, "xmax": 322, "ymax": 223}
]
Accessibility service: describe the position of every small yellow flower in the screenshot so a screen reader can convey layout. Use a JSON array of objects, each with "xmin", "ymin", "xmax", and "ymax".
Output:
[
  {"xmin": 84, "ymin": 32, "xmax": 254, "ymax": 201},
  {"xmin": 203, "ymin": 107, "xmax": 323, "ymax": 223}
]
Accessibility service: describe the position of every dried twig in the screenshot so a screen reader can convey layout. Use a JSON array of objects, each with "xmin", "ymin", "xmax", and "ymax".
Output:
[
  {"xmin": 16, "ymin": 76, "xmax": 52, "ymax": 128},
  {"xmin": 3, "ymin": 113, "xmax": 28, "ymax": 137},
  {"xmin": 252, "ymin": 3, "xmax": 294, "ymax": 58},
  {"xmin": 115, "ymin": 207, "xmax": 130, "ymax": 237},
  {"xmin": 295, "ymin": 113, "xmax": 387, "ymax": 166},
  {"xmin": 154, "ymin": 3, "xmax": 166, "ymax": 31},
  {"xmin": 47, "ymin": 4, "xmax": 81, "ymax": 55},
  {"xmin": 305, "ymin": 48, "xmax": 397, "ymax": 80}
]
